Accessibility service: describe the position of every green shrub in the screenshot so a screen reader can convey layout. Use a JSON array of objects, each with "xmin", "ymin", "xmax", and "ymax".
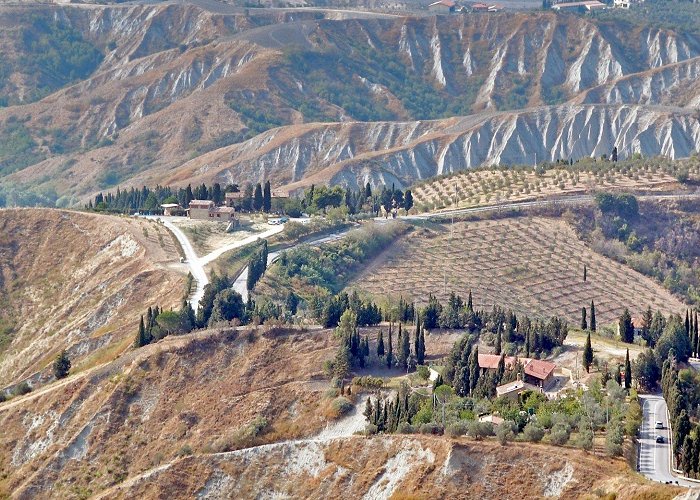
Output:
[{"xmin": 332, "ymin": 397, "xmax": 354, "ymax": 416}]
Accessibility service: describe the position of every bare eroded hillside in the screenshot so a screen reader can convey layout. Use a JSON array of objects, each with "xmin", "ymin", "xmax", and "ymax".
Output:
[{"xmin": 0, "ymin": 209, "xmax": 184, "ymax": 388}]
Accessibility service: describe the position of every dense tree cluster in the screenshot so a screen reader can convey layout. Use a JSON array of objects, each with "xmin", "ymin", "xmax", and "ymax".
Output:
[
  {"xmin": 419, "ymin": 292, "xmax": 568, "ymax": 357},
  {"xmin": 135, "ymin": 300, "xmax": 198, "ymax": 347},
  {"xmin": 311, "ymin": 291, "xmax": 382, "ymax": 328},
  {"xmin": 89, "ymin": 182, "xmax": 233, "ymax": 213},
  {"xmin": 364, "ymin": 389, "xmax": 419, "ymax": 434},
  {"xmin": 298, "ymin": 182, "xmax": 413, "ymax": 216},
  {"xmin": 246, "ymin": 241, "xmax": 268, "ymax": 292}
]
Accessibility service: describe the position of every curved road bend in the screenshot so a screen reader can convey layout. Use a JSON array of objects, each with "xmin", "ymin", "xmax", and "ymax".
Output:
[{"xmin": 233, "ymin": 228, "xmax": 353, "ymax": 302}]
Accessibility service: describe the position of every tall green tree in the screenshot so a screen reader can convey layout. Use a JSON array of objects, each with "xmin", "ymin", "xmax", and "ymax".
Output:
[
  {"xmin": 619, "ymin": 308, "xmax": 634, "ymax": 343},
  {"xmin": 403, "ymin": 189, "xmax": 413, "ymax": 211},
  {"xmin": 583, "ymin": 264, "xmax": 587, "ymax": 282},
  {"xmin": 590, "ymin": 300, "xmax": 597, "ymax": 332},
  {"xmin": 386, "ymin": 324, "xmax": 393, "ymax": 369},
  {"xmin": 624, "ymin": 349, "xmax": 632, "ymax": 390},
  {"xmin": 581, "ymin": 307, "xmax": 587, "ymax": 330},
  {"xmin": 377, "ymin": 329, "xmax": 385, "ymax": 358},
  {"xmin": 253, "ymin": 183, "xmax": 263, "ymax": 211},
  {"xmin": 53, "ymin": 350, "xmax": 71, "ymax": 379},
  {"xmin": 263, "ymin": 180, "xmax": 271, "ymax": 212},
  {"xmin": 641, "ymin": 306, "xmax": 653, "ymax": 345},
  {"xmin": 583, "ymin": 332, "xmax": 593, "ymax": 373},
  {"xmin": 135, "ymin": 314, "xmax": 148, "ymax": 347},
  {"xmin": 416, "ymin": 323, "xmax": 426, "ymax": 365},
  {"xmin": 469, "ymin": 346, "xmax": 480, "ymax": 395},
  {"xmin": 401, "ymin": 324, "xmax": 410, "ymax": 370},
  {"xmin": 495, "ymin": 325, "xmax": 502, "ymax": 355}
]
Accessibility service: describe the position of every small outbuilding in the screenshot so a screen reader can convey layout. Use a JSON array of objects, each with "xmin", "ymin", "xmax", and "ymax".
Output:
[
  {"xmin": 428, "ymin": 0, "xmax": 456, "ymax": 13},
  {"xmin": 161, "ymin": 203, "xmax": 184, "ymax": 216}
]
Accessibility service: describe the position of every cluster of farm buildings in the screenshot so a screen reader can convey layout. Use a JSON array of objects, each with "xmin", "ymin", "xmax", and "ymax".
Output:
[{"xmin": 427, "ymin": 0, "xmax": 640, "ymax": 13}]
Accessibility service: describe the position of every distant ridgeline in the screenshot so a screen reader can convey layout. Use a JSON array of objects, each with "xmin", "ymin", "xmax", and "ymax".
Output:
[{"xmin": 87, "ymin": 181, "xmax": 413, "ymax": 216}]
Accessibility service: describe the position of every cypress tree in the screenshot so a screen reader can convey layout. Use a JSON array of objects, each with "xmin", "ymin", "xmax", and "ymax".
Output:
[
  {"xmin": 694, "ymin": 311, "xmax": 699, "ymax": 358},
  {"xmin": 401, "ymin": 324, "xmax": 410, "ymax": 370},
  {"xmin": 619, "ymin": 308, "xmax": 634, "ymax": 343},
  {"xmin": 386, "ymin": 324, "xmax": 393, "ymax": 369},
  {"xmin": 495, "ymin": 325, "xmax": 502, "ymax": 355},
  {"xmin": 135, "ymin": 315, "xmax": 148, "ymax": 347},
  {"xmin": 263, "ymin": 180, "xmax": 271, "ymax": 212},
  {"xmin": 590, "ymin": 300, "xmax": 597, "ymax": 332},
  {"xmin": 624, "ymin": 348, "xmax": 632, "ymax": 390},
  {"xmin": 581, "ymin": 307, "xmax": 587, "ymax": 330},
  {"xmin": 467, "ymin": 290, "xmax": 473, "ymax": 311},
  {"xmin": 583, "ymin": 332, "xmax": 593, "ymax": 373},
  {"xmin": 615, "ymin": 365, "xmax": 622, "ymax": 386},
  {"xmin": 685, "ymin": 310, "xmax": 690, "ymax": 336},
  {"xmin": 253, "ymin": 183, "xmax": 263, "ymax": 211},
  {"xmin": 414, "ymin": 321, "xmax": 420, "ymax": 359},
  {"xmin": 417, "ymin": 326, "xmax": 426, "ymax": 365},
  {"xmin": 377, "ymin": 330, "xmax": 385, "ymax": 358},
  {"xmin": 469, "ymin": 346, "xmax": 480, "ymax": 395},
  {"xmin": 583, "ymin": 264, "xmax": 587, "ymax": 282}
]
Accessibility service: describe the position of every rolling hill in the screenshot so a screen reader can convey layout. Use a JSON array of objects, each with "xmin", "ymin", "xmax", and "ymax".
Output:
[
  {"xmin": 2, "ymin": 5, "xmax": 700, "ymax": 203},
  {"xmin": 0, "ymin": 209, "xmax": 184, "ymax": 390}
]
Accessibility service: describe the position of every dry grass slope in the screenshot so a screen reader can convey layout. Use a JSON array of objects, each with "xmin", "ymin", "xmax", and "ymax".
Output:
[
  {"xmin": 353, "ymin": 218, "xmax": 686, "ymax": 326},
  {"xmin": 0, "ymin": 209, "xmax": 183, "ymax": 388},
  {"xmin": 0, "ymin": 326, "xmax": 339, "ymax": 498}
]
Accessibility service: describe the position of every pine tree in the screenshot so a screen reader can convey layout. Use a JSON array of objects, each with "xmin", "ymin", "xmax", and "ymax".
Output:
[
  {"xmin": 590, "ymin": 300, "xmax": 597, "ymax": 332},
  {"xmin": 583, "ymin": 332, "xmax": 593, "ymax": 373},
  {"xmin": 581, "ymin": 307, "xmax": 587, "ymax": 330},
  {"xmin": 53, "ymin": 350, "xmax": 71, "ymax": 379},
  {"xmin": 377, "ymin": 330, "xmax": 385, "ymax": 358},
  {"xmin": 641, "ymin": 306, "xmax": 653, "ymax": 345},
  {"xmin": 624, "ymin": 348, "xmax": 632, "ymax": 390}
]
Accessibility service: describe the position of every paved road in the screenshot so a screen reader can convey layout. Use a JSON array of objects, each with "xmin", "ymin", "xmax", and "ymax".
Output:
[
  {"xmin": 233, "ymin": 228, "xmax": 353, "ymax": 302},
  {"xmin": 639, "ymin": 394, "xmax": 698, "ymax": 488},
  {"xmin": 151, "ymin": 216, "xmax": 209, "ymax": 309}
]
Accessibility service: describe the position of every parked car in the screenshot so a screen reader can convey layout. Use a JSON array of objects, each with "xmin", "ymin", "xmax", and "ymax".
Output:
[
  {"xmin": 655, "ymin": 421, "xmax": 664, "ymax": 429},
  {"xmin": 656, "ymin": 436, "xmax": 665, "ymax": 443}
]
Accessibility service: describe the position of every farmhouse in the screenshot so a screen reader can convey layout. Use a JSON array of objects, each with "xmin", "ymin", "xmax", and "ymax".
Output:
[
  {"xmin": 478, "ymin": 353, "xmax": 557, "ymax": 388},
  {"xmin": 428, "ymin": 0, "xmax": 456, "ymax": 13},
  {"xmin": 160, "ymin": 203, "xmax": 184, "ymax": 216},
  {"xmin": 187, "ymin": 200, "xmax": 236, "ymax": 221},
  {"xmin": 495, "ymin": 378, "xmax": 542, "ymax": 401},
  {"xmin": 551, "ymin": 0, "xmax": 606, "ymax": 11},
  {"xmin": 225, "ymin": 191, "xmax": 246, "ymax": 207}
]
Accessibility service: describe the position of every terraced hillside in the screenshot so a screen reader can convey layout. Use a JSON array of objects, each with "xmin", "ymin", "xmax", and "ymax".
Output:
[
  {"xmin": 412, "ymin": 156, "xmax": 700, "ymax": 212},
  {"xmin": 0, "ymin": 209, "xmax": 184, "ymax": 389},
  {"xmin": 352, "ymin": 218, "xmax": 686, "ymax": 326},
  {"xmin": 2, "ymin": 6, "xmax": 700, "ymax": 203}
]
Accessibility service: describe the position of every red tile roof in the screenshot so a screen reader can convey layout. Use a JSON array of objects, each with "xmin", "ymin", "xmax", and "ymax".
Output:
[
  {"xmin": 478, "ymin": 354, "xmax": 556, "ymax": 380},
  {"xmin": 524, "ymin": 359, "xmax": 556, "ymax": 380}
]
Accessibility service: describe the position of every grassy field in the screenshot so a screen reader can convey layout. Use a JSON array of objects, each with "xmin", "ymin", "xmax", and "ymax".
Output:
[
  {"xmin": 412, "ymin": 157, "xmax": 700, "ymax": 212},
  {"xmin": 351, "ymin": 217, "xmax": 686, "ymax": 327}
]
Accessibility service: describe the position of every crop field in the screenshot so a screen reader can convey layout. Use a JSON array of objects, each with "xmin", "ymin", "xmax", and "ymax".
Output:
[
  {"xmin": 412, "ymin": 157, "xmax": 700, "ymax": 212},
  {"xmin": 352, "ymin": 217, "xmax": 686, "ymax": 326}
]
